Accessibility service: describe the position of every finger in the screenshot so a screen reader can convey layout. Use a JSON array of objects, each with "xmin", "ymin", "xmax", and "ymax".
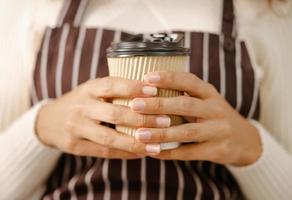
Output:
[
  {"xmin": 80, "ymin": 100, "xmax": 171, "ymax": 128},
  {"xmin": 151, "ymin": 142, "xmax": 214, "ymax": 161},
  {"xmin": 71, "ymin": 139, "xmax": 143, "ymax": 159},
  {"xmin": 85, "ymin": 77, "xmax": 157, "ymax": 98},
  {"xmin": 130, "ymin": 96, "xmax": 217, "ymax": 119},
  {"xmin": 71, "ymin": 117, "xmax": 161, "ymax": 155},
  {"xmin": 135, "ymin": 121, "xmax": 231, "ymax": 143},
  {"xmin": 144, "ymin": 71, "xmax": 218, "ymax": 99}
]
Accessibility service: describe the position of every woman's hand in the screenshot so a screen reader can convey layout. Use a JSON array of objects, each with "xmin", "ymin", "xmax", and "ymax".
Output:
[
  {"xmin": 36, "ymin": 77, "xmax": 169, "ymax": 159},
  {"xmin": 130, "ymin": 71, "xmax": 262, "ymax": 166}
]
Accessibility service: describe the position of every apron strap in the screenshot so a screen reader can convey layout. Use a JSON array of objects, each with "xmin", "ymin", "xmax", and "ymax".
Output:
[
  {"xmin": 221, "ymin": 0, "xmax": 235, "ymax": 37},
  {"xmin": 56, "ymin": 0, "xmax": 89, "ymax": 26}
]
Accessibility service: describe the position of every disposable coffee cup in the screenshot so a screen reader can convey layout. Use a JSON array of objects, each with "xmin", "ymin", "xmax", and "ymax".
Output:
[{"xmin": 106, "ymin": 33, "xmax": 190, "ymax": 150}]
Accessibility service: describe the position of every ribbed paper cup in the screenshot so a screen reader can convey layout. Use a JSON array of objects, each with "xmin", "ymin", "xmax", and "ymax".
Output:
[{"xmin": 107, "ymin": 55, "xmax": 188, "ymax": 150}]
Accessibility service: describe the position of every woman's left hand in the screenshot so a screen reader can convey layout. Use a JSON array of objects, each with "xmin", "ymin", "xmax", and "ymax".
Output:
[{"xmin": 130, "ymin": 71, "xmax": 262, "ymax": 166}]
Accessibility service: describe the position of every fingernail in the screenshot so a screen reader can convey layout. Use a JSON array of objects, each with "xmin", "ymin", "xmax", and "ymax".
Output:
[
  {"xmin": 135, "ymin": 129, "xmax": 151, "ymax": 141},
  {"xmin": 144, "ymin": 74, "xmax": 160, "ymax": 83},
  {"xmin": 130, "ymin": 99, "xmax": 145, "ymax": 111},
  {"xmin": 142, "ymin": 86, "xmax": 157, "ymax": 96},
  {"xmin": 156, "ymin": 115, "xmax": 171, "ymax": 127},
  {"xmin": 145, "ymin": 144, "xmax": 161, "ymax": 154}
]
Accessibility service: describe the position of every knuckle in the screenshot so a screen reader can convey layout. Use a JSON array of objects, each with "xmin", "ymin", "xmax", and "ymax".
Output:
[
  {"xmin": 107, "ymin": 107, "xmax": 122, "ymax": 124},
  {"xmin": 137, "ymin": 115, "xmax": 148, "ymax": 127},
  {"xmin": 180, "ymin": 97, "xmax": 194, "ymax": 113},
  {"xmin": 153, "ymin": 98, "xmax": 164, "ymax": 111},
  {"xmin": 64, "ymin": 118, "xmax": 75, "ymax": 133},
  {"xmin": 205, "ymin": 82, "xmax": 214, "ymax": 90},
  {"xmin": 221, "ymin": 141, "xmax": 230, "ymax": 155},
  {"xmin": 206, "ymin": 83, "xmax": 217, "ymax": 95},
  {"xmin": 158, "ymin": 128, "xmax": 167, "ymax": 142},
  {"xmin": 85, "ymin": 78, "xmax": 98, "ymax": 86},
  {"xmin": 219, "ymin": 120, "xmax": 232, "ymax": 135},
  {"xmin": 129, "ymin": 137, "xmax": 140, "ymax": 153},
  {"xmin": 65, "ymin": 106, "xmax": 84, "ymax": 133},
  {"xmin": 126, "ymin": 82, "xmax": 138, "ymax": 95},
  {"xmin": 101, "ymin": 134, "xmax": 115, "ymax": 147},
  {"xmin": 71, "ymin": 143, "xmax": 84, "ymax": 156},
  {"xmin": 99, "ymin": 77, "xmax": 114, "ymax": 95},
  {"xmin": 71, "ymin": 104, "xmax": 85, "ymax": 116},
  {"xmin": 211, "ymin": 103, "xmax": 225, "ymax": 118},
  {"xmin": 169, "ymin": 149, "xmax": 177, "ymax": 159},
  {"xmin": 77, "ymin": 82, "xmax": 88, "ymax": 95},
  {"xmin": 100, "ymin": 148, "xmax": 110, "ymax": 158},
  {"xmin": 80, "ymin": 79, "xmax": 98, "ymax": 95},
  {"xmin": 183, "ymin": 125, "xmax": 196, "ymax": 142},
  {"xmin": 190, "ymin": 72, "xmax": 198, "ymax": 79},
  {"xmin": 213, "ymin": 141, "xmax": 230, "ymax": 161},
  {"xmin": 64, "ymin": 137, "xmax": 78, "ymax": 152},
  {"xmin": 165, "ymin": 71, "xmax": 175, "ymax": 82}
]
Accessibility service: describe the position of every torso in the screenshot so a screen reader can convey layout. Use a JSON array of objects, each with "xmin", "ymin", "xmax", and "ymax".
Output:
[{"xmin": 32, "ymin": 0, "xmax": 260, "ymax": 199}]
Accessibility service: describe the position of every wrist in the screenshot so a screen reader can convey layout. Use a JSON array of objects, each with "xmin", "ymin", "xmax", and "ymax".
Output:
[
  {"xmin": 35, "ymin": 101, "xmax": 55, "ymax": 147},
  {"xmin": 231, "ymin": 122, "xmax": 262, "ymax": 166}
]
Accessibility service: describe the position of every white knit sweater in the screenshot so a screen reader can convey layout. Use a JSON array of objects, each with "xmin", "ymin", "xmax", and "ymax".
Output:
[{"xmin": 1, "ymin": 0, "xmax": 292, "ymax": 199}]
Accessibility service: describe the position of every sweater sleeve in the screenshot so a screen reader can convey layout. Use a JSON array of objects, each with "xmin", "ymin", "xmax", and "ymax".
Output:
[
  {"xmin": 0, "ymin": 101, "xmax": 61, "ymax": 200},
  {"xmin": 227, "ymin": 120, "xmax": 292, "ymax": 200}
]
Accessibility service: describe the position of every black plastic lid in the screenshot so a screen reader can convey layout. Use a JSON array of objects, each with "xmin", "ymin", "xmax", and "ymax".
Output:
[{"xmin": 107, "ymin": 33, "xmax": 190, "ymax": 57}]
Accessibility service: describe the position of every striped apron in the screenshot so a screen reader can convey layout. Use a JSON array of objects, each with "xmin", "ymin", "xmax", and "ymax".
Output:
[{"xmin": 31, "ymin": 0, "xmax": 260, "ymax": 199}]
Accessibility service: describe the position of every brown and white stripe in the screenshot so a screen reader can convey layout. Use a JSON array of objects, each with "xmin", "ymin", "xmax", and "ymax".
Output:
[
  {"xmin": 32, "ymin": 0, "xmax": 259, "ymax": 199},
  {"xmin": 55, "ymin": 24, "xmax": 70, "ymax": 97}
]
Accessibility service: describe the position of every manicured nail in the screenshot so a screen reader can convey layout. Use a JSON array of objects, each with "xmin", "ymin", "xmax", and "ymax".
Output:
[
  {"xmin": 145, "ymin": 144, "xmax": 161, "ymax": 154},
  {"xmin": 135, "ymin": 129, "xmax": 152, "ymax": 141},
  {"xmin": 156, "ymin": 115, "xmax": 171, "ymax": 127},
  {"xmin": 130, "ymin": 99, "xmax": 145, "ymax": 111},
  {"xmin": 142, "ymin": 86, "xmax": 157, "ymax": 96},
  {"xmin": 144, "ymin": 74, "xmax": 160, "ymax": 83}
]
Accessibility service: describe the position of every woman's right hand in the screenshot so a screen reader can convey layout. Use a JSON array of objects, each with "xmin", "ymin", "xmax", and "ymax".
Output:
[{"xmin": 36, "ymin": 77, "xmax": 169, "ymax": 159}]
